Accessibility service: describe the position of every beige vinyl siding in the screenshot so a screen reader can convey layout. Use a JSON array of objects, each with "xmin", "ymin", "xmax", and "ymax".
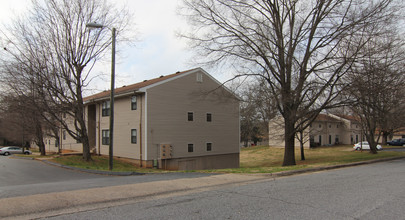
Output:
[
  {"xmin": 97, "ymin": 94, "xmax": 145, "ymax": 159},
  {"xmin": 60, "ymin": 111, "xmax": 86, "ymax": 152},
  {"xmin": 145, "ymin": 70, "xmax": 239, "ymax": 160}
]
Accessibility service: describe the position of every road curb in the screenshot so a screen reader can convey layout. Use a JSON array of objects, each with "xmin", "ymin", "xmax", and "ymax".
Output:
[{"xmin": 271, "ymin": 156, "xmax": 405, "ymax": 177}]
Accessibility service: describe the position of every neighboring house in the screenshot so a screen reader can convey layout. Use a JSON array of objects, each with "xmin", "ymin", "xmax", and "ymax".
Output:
[
  {"xmin": 391, "ymin": 129, "xmax": 405, "ymax": 140},
  {"xmin": 59, "ymin": 68, "xmax": 240, "ymax": 170},
  {"xmin": 268, "ymin": 113, "xmax": 363, "ymax": 148}
]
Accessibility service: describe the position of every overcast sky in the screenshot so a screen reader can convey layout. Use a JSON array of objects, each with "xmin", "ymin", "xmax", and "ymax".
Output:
[{"xmin": 0, "ymin": 0, "xmax": 232, "ymax": 95}]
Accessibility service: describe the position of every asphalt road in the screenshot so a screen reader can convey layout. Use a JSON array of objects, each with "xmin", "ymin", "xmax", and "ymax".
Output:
[
  {"xmin": 0, "ymin": 156, "xmax": 215, "ymax": 199},
  {"xmin": 42, "ymin": 158, "xmax": 405, "ymax": 220}
]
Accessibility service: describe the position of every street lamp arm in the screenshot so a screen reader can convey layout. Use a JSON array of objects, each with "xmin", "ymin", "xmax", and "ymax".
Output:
[{"xmin": 86, "ymin": 23, "xmax": 104, "ymax": 29}]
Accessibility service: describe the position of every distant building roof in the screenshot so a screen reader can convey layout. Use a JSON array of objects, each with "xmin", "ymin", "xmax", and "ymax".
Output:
[
  {"xmin": 315, "ymin": 114, "xmax": 341, "ymax": 122},
  {"xmin": 335, "ymin": 114, "xmax": 360, "ymax": 122},
  {"xmin": 83, "ymin": 68, "xmax": 198, "ymax": 102}
]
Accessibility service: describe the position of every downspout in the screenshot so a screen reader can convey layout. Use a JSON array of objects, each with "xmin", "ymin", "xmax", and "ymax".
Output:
[
  {"xmin": 139, "ymin": 94, "xmax": 143, "ymax": 167},
  {"xmin": 98, "ymin": 102, "xmax": 101, "ymax": 156}
]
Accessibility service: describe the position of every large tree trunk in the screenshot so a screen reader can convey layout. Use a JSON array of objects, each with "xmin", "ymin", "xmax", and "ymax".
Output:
[
  {"xmin": 300, "ymin": 131, "xmax": 305, "ymax": 161},
  {"xmin": 35, "ymin": 121, "xmax": 46, "ymax": 156},
  {"xmin": 283, "ymin": 116, "xmax": 296, "ymax": 166},
  {"xmin": 365, "ymin": 128, "xmax": 378, "ymax": 154},
  {"xmin": 77, "ymin": 107, "xmax": 91, "ymax": 161}
]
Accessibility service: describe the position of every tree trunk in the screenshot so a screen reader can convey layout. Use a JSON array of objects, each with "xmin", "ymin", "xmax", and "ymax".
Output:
[
  {"xmin": 283, "ymin": 117, "xmax": 296, "ymax": 166},
  {"xmin": 82, "ymin": 133, "xmax": 91, "ymax": 161},
  {"xmin": 75, "ymin": 78, "xmax": 92, "ymax": 161},
  {"xmin": 77, "ymin": 112, "xmax": 91, "ymax": 161},
  {"xmin": 34, "ymin": 118, "xmax": 46, "ymax": 156},
  {"xmin": 300, "ymin": 131, "xmax": 305, "ymax": 161},
  {"xmin": 365, "ymin": 133, "xmax": 378, "ymax": 154}
]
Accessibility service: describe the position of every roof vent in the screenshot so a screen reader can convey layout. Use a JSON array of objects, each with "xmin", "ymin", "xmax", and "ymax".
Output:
[
  {"xmin": 123, "ymin": 85, "xmax": 126, "ymax": 87},
  {"xmin": 143, "ymin": 80, "xmax": 147, "ymax": 82},
  {"xmin": 159, "ymin": 75, "xmax": 164, "ymax": 78},
  {"xmin": 176, "ymin": 71, "xmax": 180, "ymax": 74}
]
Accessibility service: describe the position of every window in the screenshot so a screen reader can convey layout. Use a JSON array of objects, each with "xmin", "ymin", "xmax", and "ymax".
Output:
[
  {"xmin": 318, "ymin": 135, "xmax": 322, "ymax": 144},
  {"xmin": 319, "ymin": 124, "xmax": 322, "ymax": 128},
  {"xmin": 188, "ymin": 112, "xmax": 193, "ymax": 121},
  {"xmin": 335, "ymin": 135, "xmax": 339, "ymax": 144},
  {"xmin": 102, "ymin": 130, "xmax": 110, "ymax": 145},
  {"xmin": 329, "ymin": 135, "xmax": 332, "ymax": 145},
  {"xmin": 131, "ymin": 96, "xmax": 137, "ymax": 110},
  {"xmin": 131, "ymin": 129, "xmax": 137, "ymax": 144},
  {"xmin": 63, "ymin": 130, "xmax": 66, "ymax": 140},
  {"xmin": 102, "ymin": 101, "xmax": 110, "ymax": 116},
  {"xmin": 206, "ymin": 113, "xmax": 212, "ymax": 122},
  {"xmin": 337, "ymin": 124, "xmax": 339, "ymax": 128},
  {"xmin": 329, "ymin": 124, "xmax": 331, "ymax": 128},
  {"xmin": 188, "ymin": 144, "xmax": 194, "ymax": 152},
  {"xmin": 206, "ymin": 143, "xmax": 212, "ymax": 151}
]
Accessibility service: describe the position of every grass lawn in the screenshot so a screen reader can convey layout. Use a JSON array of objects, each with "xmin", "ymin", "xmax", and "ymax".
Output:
[
  {"xmin": 204, "ymin": 145, "xmax": 405, "ymax": 173},
  {"xmin": 49, "ymin": 155, "xmax": 165, "ymax": 173},
  {"xmin": 29, "ymin": 145, "xmax": 405, "ymax": 174}
]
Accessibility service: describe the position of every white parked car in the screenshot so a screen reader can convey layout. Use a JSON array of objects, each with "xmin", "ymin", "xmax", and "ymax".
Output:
[
  {"xmin": 0, "ymin": 147, "xmax": 32, "ymax": 156},
  {"xmin": 353, "ymin": 142, "xmax": 382, "ymax": 151}
]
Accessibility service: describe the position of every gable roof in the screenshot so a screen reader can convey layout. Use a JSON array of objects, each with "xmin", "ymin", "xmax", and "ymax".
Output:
[
  {"xmin": 315, "ymin": 114, "xmax": 341, "ymax": 122},
  {"xmin": 84, "ymin": 68, "xmax": 199, "ymax": 102},
  {"xmin": 335, "ymin": 114, "xmax": 360, "ymax": 123}
]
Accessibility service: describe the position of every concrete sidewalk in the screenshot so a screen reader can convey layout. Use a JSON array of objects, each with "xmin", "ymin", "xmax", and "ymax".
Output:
[{"xmin": 0, "ymin": 173, "xmax": 268, "ymax": 220}]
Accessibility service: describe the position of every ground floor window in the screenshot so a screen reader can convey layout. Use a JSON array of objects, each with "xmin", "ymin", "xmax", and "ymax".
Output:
[
  {"xmin": 102, "ymin": 130, "xmax": 110, "ymax": 145},
  {"xmin": 131, "ymin": 129, "xmax": 137, "ymax": 144},
  {"xmin": 206, "ymin": 143, "xmax": 212, "ymax": 151},
  {"xmin": 188, "ymin": 144, "xmax": 194, "ymax": 152}
]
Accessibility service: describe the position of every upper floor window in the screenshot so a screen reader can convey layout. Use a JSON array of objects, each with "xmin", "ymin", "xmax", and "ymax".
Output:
[
  {"xmin": 188, "ymin": 112, "xmax": 193, "ymax": 121},
  {"xmin": 131, "ymin": 129, "xmax": 137, "ymax": 144},
  {"xmin": 102, "ymin": 101, "xmax": 110, "ymax": 116},
  {"xmin": 206, "ymin": 113, "xmax": 212, "ymax": 122},
  {"xmin": 102, "ymin": 129, "xmax": 110, "ymax": 145},
  {"xmin": 319, "ymin": 124, "xmax": 322, "ymax": 128},
  {"xmin": 131, "ymin": 96, "xmax": 137, "ymax": 110}
]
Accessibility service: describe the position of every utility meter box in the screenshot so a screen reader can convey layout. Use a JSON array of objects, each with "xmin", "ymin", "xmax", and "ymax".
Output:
[{"xmin": 160, "ymin": 144, "xmax": 172, "ymax": 159}]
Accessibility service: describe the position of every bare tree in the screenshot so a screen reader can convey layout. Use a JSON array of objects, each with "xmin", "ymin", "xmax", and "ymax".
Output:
[
  {"xmin": 0, "ymin": 0, "xmax": 131, "ymax": 161},
  {"xmin": 181, "ymin": 0, "xmax": 400, "ymax": 165},
  {"xmin": 346, "ymin": 33, "xmax": 405, "ymax": 153},
  {"xmin": 239, "ymin": 79, "xmax": 278, "ymax": 146},
  {"xmin": 0, "ymin": 94, "xmax": 39, "ymax": 152}
]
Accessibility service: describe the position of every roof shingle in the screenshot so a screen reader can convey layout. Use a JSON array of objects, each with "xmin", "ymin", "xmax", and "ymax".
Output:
[{"xmin": 84, "ymin": 68, "xmax": 197, "ymax": 102}]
